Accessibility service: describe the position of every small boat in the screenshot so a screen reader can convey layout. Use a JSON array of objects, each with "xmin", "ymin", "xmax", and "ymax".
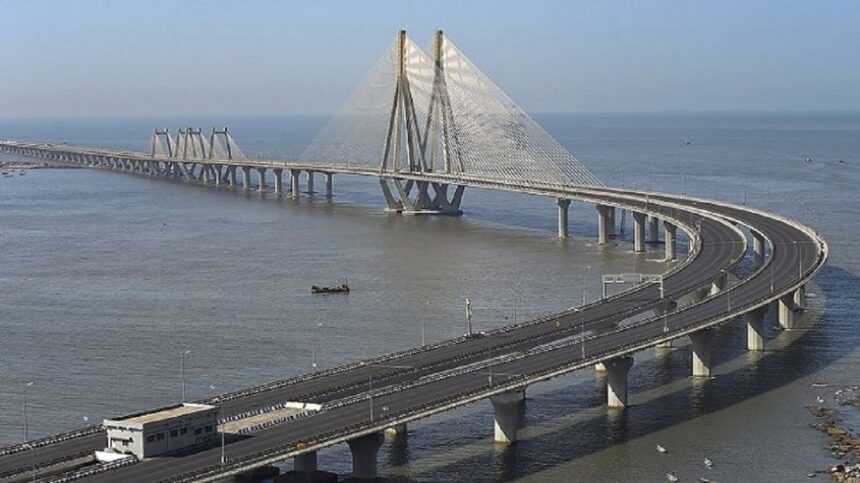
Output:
[
  {"xmin": 704, "ymin": 457, "xmax": 713, "ymax": 468},
  {"xmin": 666, "ymin": 473, "xmax": 679, "ymax": 482},
  {"xmin": 311, "ymin": 283, "xmax": 350, "ymax": 294},
  {"xmin": 656, "ymin": 444, "xmax": 668, "ymax": 453},
  {"xmin": 805, "ymin": 157, "xmax": 813, "ymax": 163},
  {"xmin": 699, "ymin": 478, "xmax": 716, "ymax": 483}
]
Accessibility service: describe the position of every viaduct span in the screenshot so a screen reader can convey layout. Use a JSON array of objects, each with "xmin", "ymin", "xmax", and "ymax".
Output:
[{"xmin": 0, "ymin": 30, "xmax": 827, "ymax": 483}]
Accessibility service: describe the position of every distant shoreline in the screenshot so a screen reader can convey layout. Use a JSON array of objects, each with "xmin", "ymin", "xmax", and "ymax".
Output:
[{"xmin": 0, "ymin": 161, "xmax": 81, "ymax": 170}]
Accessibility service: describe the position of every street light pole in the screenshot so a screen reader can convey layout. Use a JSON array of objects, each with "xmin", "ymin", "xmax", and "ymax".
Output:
[
  {"xmin": 312, "ymin": 323, "xmax": 322, "ymax": 370},
  {"xmin": 465, "ymin": 297, "xmax": 473, "ymax": 336},
  {"xmin": 23, "ymin": 381, "xmax": 33, "ymax": 441},
  {"xmin": 181, "ymin": 350, "xmax": 191, "ymax": 402},
  {"xmin": 582, "ymin": 266, "xmax": 591, "ymax": 306},
  {"xmin": 581, "ymin": 310, "xmax": 586, "ymax": 358}
]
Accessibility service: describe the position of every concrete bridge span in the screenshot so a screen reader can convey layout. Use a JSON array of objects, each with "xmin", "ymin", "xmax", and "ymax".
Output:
[{"xmin": 0, "ymin": 139, "xmax": 826, "ymax": 483}]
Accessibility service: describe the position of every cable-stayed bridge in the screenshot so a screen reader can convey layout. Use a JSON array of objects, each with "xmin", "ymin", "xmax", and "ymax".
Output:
[{"xmin": 0, "ymin": 30, "xmax": 827, "ymax": 483}]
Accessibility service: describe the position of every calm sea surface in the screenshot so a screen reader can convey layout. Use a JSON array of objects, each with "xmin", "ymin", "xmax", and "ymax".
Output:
[{"xmin": 0, "ymin": 112, "xmax": 858, "ymax": 481}]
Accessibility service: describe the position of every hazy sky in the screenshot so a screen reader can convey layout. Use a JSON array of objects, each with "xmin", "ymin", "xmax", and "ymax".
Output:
[{"xmin": 1, "ymin": 0, "xmax": 858, "ymax": 118}]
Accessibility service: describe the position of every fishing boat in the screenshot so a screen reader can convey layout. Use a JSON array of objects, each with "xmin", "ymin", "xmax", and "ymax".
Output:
[{"xmin": 311, "ymin": 282, "xmax": 350, "ymax": 294}]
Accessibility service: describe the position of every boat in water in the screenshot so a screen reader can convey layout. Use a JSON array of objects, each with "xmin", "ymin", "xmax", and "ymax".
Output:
[{"xmin": 311, "ymin": 282, "xmax": 350, "ymax": 294}]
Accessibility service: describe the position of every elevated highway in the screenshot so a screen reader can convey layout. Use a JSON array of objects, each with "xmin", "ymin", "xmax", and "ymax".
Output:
[{"xmin": 0, "ymin": 140, "xmax": 826, "ymax": 482}]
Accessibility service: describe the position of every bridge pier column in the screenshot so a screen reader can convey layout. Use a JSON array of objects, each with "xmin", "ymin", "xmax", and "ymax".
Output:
[
  {"xmin": 241, "ymin": 166, "xmax": 251, "ymax": 191},
  {"xmin": 690, "ymin": 329, "xmax": 714, "ymax": 377},
  {"xmin": 557, "ymin": 198, "xmax": 571, "ymax": 238},
  {"xmin": 710, "ymin": 272, "xmax": 727, "ymax": 296},
  {"xmin": 607, "ymin": 207, "xmax": 616, "ymax": 237},
  {"xmin": 258, "ymin": 168, "xmax": 267, "ymax": 192},
  {"xmin": 633, "ymin": 212, "xmax": 647, "ymax": 252},
  {"xmin": 491, "ymin": 390, "xmax": 525, "ymax": 444},
  {"xmin": 753, "ymin": 232, "xmax": 766, "ymax": 266},
  {"xmin": 794, "ymin": 285, "xmax": 806, "ymax": 310},
  {"xmin": 325, "ymin": 172, "xmax": 333, "ymax": 197},
  {"xmin": 213, "ymin": 165, "xmax": 222, "ymax": 186},
  {"xmin": 605, "ymin": 356, "xmax": 634, "ymax": 408},
  {"xmin": 347, "ymin": 432, "xmax": 384, "ymax": 480},
  {"xmin": 648, "ymin": 216, "xmax": 660, "ymax": 243},
  {"xmin": 597, "ymin": 205, "xmax": 612, "ymax": 245},
  {"xmin": 290, "ymin": 169, "xmax": 300, "ymax": 197},
  {"xmin": 778, "ymin": 295, "xmax": 797, "ymax": 329},
  {"xmin": 273, "ymin": 169, "xmax": 283, "ymax": 195},
  {"xmin": 664, "ymin": 221, "xmax": 677, "ymax": 260},
  {"xmin": 748, "ymin": 306, "xmax": 768, "ymax": 351},
  {"xmin": 306, "ymin": 170, "xmax": 315, "ymax": 194},
  {"xmin": 293, "ymin": 451, "xmax": 317, "ymax": 472},
  {"xmin": 385, "ymin": 422, "xmax": 407, "ymax": 438}
]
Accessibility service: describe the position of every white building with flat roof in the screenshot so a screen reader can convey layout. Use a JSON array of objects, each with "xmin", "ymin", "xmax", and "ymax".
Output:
[{"xmin": 103, "ymin": 403, "xmax": 218, "ymax": 459}]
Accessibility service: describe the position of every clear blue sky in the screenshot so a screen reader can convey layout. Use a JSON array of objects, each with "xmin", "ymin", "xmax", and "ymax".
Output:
[{"xmin": 1, "ymin": 0, "xmax": 858, "ymax": 117}]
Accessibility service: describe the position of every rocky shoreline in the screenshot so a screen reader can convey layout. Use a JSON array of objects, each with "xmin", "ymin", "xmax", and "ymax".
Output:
[{"xmin": 809, "ymin": 385, "xmax": 860, "ymax": 480}]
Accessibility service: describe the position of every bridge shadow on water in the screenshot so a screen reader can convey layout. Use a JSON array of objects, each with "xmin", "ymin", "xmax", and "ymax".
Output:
[{"xmin": 372, "ymin": 264, "xmax": 858, "ymax": 482}]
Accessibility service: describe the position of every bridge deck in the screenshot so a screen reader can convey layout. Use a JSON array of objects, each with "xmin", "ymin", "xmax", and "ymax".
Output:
[{"xmin": 0, "ymin": 141, "xmax": 826, "ymax": 483}]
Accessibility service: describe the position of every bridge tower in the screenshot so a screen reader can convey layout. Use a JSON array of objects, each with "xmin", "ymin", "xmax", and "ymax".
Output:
[
  {"xmin": 149, "ymin": 128, "xmax": 177, "ymax": 158},
  {"xmin": 174, "ymin": 127, "xmax": 210, "ymax": 160},
  {"xmin": 378, "ymin": 29, "xmax": 465, "ymax": 215}
]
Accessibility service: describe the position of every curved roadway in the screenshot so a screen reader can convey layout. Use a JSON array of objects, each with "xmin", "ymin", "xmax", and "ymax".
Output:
[{"xmin": 0, "ymin": 142, "xmax": 827, "ymax": 483}]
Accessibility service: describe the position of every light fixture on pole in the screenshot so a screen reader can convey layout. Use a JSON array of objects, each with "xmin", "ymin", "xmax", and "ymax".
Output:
[{"xmin": 465, "ymin": 297, "xmax": 473, "ymax": 336}]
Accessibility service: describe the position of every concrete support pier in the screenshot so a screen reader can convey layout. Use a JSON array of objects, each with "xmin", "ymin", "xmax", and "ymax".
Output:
[
  {"xmin": 491, "ymin": 390, "xmax": 525, "ymax": 444},
  {"xmin": 607, "ymin": 207, "xmax": 616, "ymax": 237},
  {"xmin": 293, "ymin": 451, "xmax": 318, "ymax": 472},
  {"xmin": 325, "ymin": 172, "xmax": 333, "ymax": 197},
  {"xmin": 385, "ymin": 423, "xmax": 407, "ymax": 438},
  {"xmin": 710, "ymin": 272, "xmax": 727, "ymax": 296},
  {"xmin": 290, "ymin": 169, "xmax": 300, "ymax": 197},
  {"xmin": 604, "ymin": 356, "xmax": 634, "ymax": 408},
  {"xmin": 778, "ymin": 295, "xmax": 797, "ymax": 329},
  {"xmin": 557, "ymin": 198, "xmax": 571, "ymax": 238},
  {"xmin": 257, "ymin": 168, "xmax": 267, "ymax": 192},
  {"xmin": 273, "ymin": 168, "xmax": 283, "ymax": 195},
  {"xmin": 227, "ymin": 166, "xmax": 236, "ymax": 187},
  {"xmin": 241, "ymin": 166, "xmax": 251, "ymax": 191},
  {"xmin": 690, "ymin": 329, "xmax": 715, "ymax": 377},
  {"xmin": 748, "ymin": 307, "xmax": 768, "ymax": 351},
  {"xmin": 306, "ymin": 170, "xmax": 315, "ymax": 194},
  {"xmin": 347, "ymin": 432, "xmax": 384, "ymax": 480},
  {"xmin": 633, "ymin": 212, "xmax": 647, "ymax": 252},
  {"xmin": 664, "ymin": 221, "xmax": 678, "ymax": 260},
  {"xmin": 794, "ymin": 285, "xmax": 806, "ymax": 310},
  {"xmin": 753, "ymin": 232, "xmax": 766, "ymax": 265},
  {"xmin": 648, "ymin": 216, "xmax": 660, "ymax": 244},
  {"xmin": 597, "ymin": 205, "xmax": 612, "ymax": 245}
]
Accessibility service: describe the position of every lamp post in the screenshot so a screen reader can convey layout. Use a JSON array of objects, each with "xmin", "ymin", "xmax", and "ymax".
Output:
[
  {"xmin": 582, "ymin": 266, "xmax": 591, "ymax": 306},
  {"xmin": 422, "ymin": 301, "xmax": 430, "ymax": 346},
  {"xmin": 23, "ymin": 381, "xmax": 33, "ymax": 441},
  {"xmin": 312, "ymin": 323, "xmax": 322, "ymax": 370},
  {"xmin": 181, "ymin": 350, "xmax": 191, "ymax": 402},
  {"xmin": 465, "ymin": 297, "xmax": 473, "ymax": 336}
]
